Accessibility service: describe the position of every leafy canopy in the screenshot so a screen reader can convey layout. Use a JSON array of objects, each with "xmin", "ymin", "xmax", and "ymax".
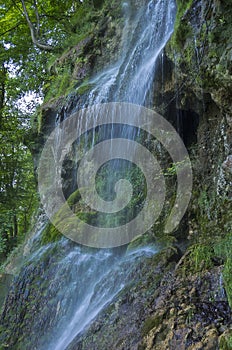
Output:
[{"xmin": 0, "ymin": 0, "xmax": 99, "ymax": 258}]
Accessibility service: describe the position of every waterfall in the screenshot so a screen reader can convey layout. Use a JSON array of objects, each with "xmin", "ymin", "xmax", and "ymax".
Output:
[
  {"xmin": 49, "ymin": 246, "xmax": 157, "ymax": 350},
  {"xmin": 85, "ymin": 0, "xmax": 176, "ymax": 106},
  {"xmin": 1, "ymin": 1, "xmax": 177, "ymax": 349},
  {"xmin": 38, "ymin": 0, "xmax": 177, "ymax": 248},
  {"xmin": 45, "ymin": 1, "xmax": 176, "ymax": 348}
]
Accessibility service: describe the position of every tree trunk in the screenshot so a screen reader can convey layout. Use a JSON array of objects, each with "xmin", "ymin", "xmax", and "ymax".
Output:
[{"xmin": 13, "ymin": 213, "xmax": 18, "ymax": 238}]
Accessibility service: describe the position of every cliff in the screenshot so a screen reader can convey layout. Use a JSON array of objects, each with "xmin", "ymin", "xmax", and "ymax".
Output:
[{"xmin": 0, "ymin": 0, "xmax": 231, "ymax": 349}]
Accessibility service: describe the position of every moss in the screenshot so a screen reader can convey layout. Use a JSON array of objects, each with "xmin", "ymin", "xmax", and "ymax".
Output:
[
  {"xmin": 192, "ymin": 244, "xmax": 214, "ymax": 271},
  {"xmin": 76, "ymin": 80, "xmax": 95, "ymax": 95},
  {"xmin": 183, "ymin": 188, "xmax": 232, "ymax": 302},
  {"xmin": 41, "ymin": 223, "xmax": 62, "ymax": 245},
  {"xmin": 170, "ymin": 0, "xmax": 194, "ymax": 48},
  {"xmin": 41, "ymin": 188, "xmax": 98, "ymax": 244},
  {"xmin": 42, "ymin": 2, "xmax": 102, "ymax": 104},
  {"xmin": 219, "ymin": 330, "xmax": 232, "ymax": 350},
  {"xmin": 223, "ymin": 258, "xmax": 232, "ymax": 309},
  {"xmin": 214, "ymin": 232, "xmax": 232, "ymax": 308},
  {"xmin": 67, "ymin": 189, "xmax": 81, "ymax": 206},
  {"xmin": 142, "ymin": 315, "xmax": 163, "ymax": 337},
  {"xmin": 41, "ymin": 189, "xmax": 80, "ymax": 244},
  {"xmin": 44, "ymin": 68, "xmax": 76, "ymax": 102}
]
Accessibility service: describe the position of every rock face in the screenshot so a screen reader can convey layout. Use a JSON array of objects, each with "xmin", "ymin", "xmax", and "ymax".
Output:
[
  {"xmin": 66, "ymin": 248, "xmax": 181, "ymax": 350},
  {"xmin": 0, "ymin": 0, "xmax": 232, "ymax": 349},
  {"xmin": 66, "ymin": 251, "xmax": 231, "ymax": 350},
  {"xmin": 141, "ymin": 265, "xmax": 231, "ymax": 350},
  {"xmin": 0, "ymin": 274, "xmax": 13, "ymax": 310}
]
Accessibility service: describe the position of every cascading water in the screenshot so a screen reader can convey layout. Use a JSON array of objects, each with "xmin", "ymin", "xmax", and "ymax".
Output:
[
  {"xmin": 42, "ymin": 0, "xmax": 177, "ymax": 241},
  {"xmin": 0, "ymin": 1, "xmax": 177, "ymax": 349},
  {"xmin": 47, "ymin": 1, "xmax": 176, "ymax": 348},
  {"xmin": 49, "ymin": 246, "xmax": 157, "ymax": 350},
  {"xmin": 85, "ymin": 0, "xmax": 175, "ymax": 107}
]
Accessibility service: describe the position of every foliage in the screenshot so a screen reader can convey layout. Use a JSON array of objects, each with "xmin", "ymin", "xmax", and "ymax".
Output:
[
  {"xmin": 0, "ymin": 0, "xmax": 101, "ymax": 99},
  {"xmin": 0, "ymin": 0, "xmax": 108, "ymax": 258},
  {"xmin": 170, "ymin": 0, "xmax": 193, "ymax": 48},
  {"xmin": 0, "ymin": 110, "xmax": 39, "ymax": 257},
  {"xmin": 0, "ymin": 0, "xmax": 93, "ymax": 52},
  {"xmin": 214, "ymin": 232, "xmax": 232, "ymax": 308},
  {"xmin": 184, "ymin": 181, "xmax": 232, "ymax": 308},
  {"xmin": 0, "ymin": 236, "xmax": 7, "ymax": 255},
  {"xmin": 189, "ymin": 244, "xmax": 214, "ymax": 272}
]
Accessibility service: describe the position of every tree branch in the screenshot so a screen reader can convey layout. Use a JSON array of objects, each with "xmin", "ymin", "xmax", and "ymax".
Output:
[
  {"xmin": 33, "ymin": 0, "xmax": 40, "ymax": 37},
  {"xmin": 20, "ymin": 0, "xmax": 54, "ymax": 51}
]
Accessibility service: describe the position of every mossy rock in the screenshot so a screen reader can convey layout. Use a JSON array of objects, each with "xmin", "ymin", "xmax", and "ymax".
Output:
[
  {"xmin": 142, "ymin": 314, "xmax": 164, "ymax": 337},
  {"xmin": 219, "ymin": 330, "xmax": 232, "ymax": 350},
  {"xmin": 67, "ymin": 189, "xmax": 81, "ymax": 206},
  {"xmin": 170, "ymin": 0, "xmax": 194, "ymax": 48},
  {"xmin": 76, "ymin": 83, "xmax": 93, "ymax": 95},
  {"xmin": 41, "ymin": 223, "xmax": 62, "ymax": 245},
  {"xmin": 126, "ymin": 232, "xmax": 156, "ymax": 252},
  {"xmin": 41, "ymin": 188, "xmax": 97, "ymax": 244}
]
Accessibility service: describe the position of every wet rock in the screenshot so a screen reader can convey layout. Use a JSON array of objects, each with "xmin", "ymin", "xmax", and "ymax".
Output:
[
  {"xmin": 0, "ymin": 274, "xmax": 14, "ymax": 310},
  {"xmin": 219, "ymin": 329, "xmax": 232, "ymax": 350},
  {"xmin": 222, "ymin": 155, "xmax": 232, "ymax": 175}
]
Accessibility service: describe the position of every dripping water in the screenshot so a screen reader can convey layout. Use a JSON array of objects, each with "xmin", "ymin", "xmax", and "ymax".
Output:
[{"xmin": 47, "ymin": 1, "xmax": 176, "ymax": 349}]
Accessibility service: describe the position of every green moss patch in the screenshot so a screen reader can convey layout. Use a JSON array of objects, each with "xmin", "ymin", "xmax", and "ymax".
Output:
[{"xmin": 142, "ymin": 315, "xmax": 163, "ymax": 337}]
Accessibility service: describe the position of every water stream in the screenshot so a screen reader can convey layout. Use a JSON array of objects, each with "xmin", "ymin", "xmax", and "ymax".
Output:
[
  {"xmin": 49, "ymin": 246, "xmax": 157, "ymax": 350},
  {"xmin": 24, "ymin": 1, "xmax": 177, "ymax": 348}
]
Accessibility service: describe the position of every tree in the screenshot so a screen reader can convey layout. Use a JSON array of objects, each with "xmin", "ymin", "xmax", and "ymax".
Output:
[
  {"xmin": 0, "ymin": 103, "xmax": 38, "ymax": 256},
  {"xmin": 0, "ymin": 0, "xmax": 99, "ymax": 258},
  {"xmin": 20, "ymin": 0, "xmax": 54, "ymax": 51},
  {"xmin": 1, "ymin": 0, "xmax": 93, "ymax": 52}
]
